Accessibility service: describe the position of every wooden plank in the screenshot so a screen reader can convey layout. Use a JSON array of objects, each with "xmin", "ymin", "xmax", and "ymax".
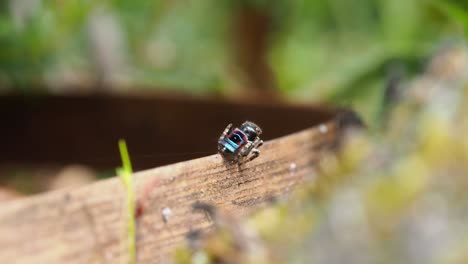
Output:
[{"xmin": 0, "ymin": 113, "xmax": 357, "ymax": 263}]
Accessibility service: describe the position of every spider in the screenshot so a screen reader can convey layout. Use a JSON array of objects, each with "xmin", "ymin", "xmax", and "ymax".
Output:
[{"xmin": 218, "ymin": 121, "xmax": 263, "ymax": 163}]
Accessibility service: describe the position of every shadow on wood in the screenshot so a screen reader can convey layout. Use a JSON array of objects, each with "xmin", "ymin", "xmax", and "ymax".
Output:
[{"xmin": 0, "ymin": 94, "xmax": 341, "ymax": 170}]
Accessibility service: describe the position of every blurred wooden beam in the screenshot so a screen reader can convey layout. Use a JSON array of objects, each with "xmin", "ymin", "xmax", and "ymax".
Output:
[
  {"xmin": 0, "ymin": 94, "xmax": 337, "ymax": 170},
  {"xmin": 0, "ymin": 109, "xmax": 360, "ymax": 263}
]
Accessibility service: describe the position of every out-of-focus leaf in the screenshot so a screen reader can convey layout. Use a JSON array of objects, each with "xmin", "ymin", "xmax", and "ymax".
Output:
[{"xmin": 434, "ymin": 0, "xmax": 468, "ymax": 36}]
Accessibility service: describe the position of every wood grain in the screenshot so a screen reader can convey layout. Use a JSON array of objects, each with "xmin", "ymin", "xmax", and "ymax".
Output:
[{"xmin": 0, "ymin": 114, "xmax": 354, "ymax": 263}]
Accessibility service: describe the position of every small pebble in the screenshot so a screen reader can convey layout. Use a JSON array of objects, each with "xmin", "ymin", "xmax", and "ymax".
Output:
[
  {"xmin": 289, "ymin": 163, "xmax": 297, "ymax": 176},
  {"xmin": 161, "ymin": 207, "xmax": 172, "ymax": 223},
  {"xmin": 319, "ymin": 124, "xmax": 328, "ymax": 134}
]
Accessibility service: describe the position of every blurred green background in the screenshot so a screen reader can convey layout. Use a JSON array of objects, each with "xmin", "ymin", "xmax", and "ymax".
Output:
[
  {"xmin": 2, "ymin": 1, "xmax": 468, "ymax": 262},
  {"xmin": 1, "ymin": 0, "xmax": 468, "ymax": 125}
]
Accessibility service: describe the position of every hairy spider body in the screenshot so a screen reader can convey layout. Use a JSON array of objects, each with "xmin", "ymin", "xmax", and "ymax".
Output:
[{"xmin": 218, "ymin": 121, "xmax": 263, "ymax": 163}]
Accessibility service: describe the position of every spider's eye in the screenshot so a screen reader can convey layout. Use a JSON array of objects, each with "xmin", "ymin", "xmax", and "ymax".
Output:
[{"xmin": 229, "ymin": 133, "xmax": 243, "ymax": 143}]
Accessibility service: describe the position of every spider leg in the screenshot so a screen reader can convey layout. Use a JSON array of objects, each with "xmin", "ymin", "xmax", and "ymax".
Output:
[
  {"xmin": 255, "ymin": 139, "xmax": 263, "ymax": 148},
  {"xmin": 239, "ymin": 142, "xmax": 253, "ymax": 157},
  {"xmin": 248, "ymin": 148, "xmax": 260, "ymax": 161},
  {"xmin": 218, "ymin": 123, "xmax": 233, "ymax": 151},
  {"xmin": 245, "ymin": 138, "xmax": 263, "ymax": 162}
]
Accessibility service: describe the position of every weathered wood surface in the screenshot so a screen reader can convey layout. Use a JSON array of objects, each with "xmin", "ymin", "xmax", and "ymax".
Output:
[{"xmin": 0, "ymin": 116, "xmax": 353, "ymax": 264}]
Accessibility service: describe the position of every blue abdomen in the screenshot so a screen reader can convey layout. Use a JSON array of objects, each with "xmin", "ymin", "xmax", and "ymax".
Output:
[{"xmin": 222, "ymin": 138, "xmax": 240, "ymax": 153}]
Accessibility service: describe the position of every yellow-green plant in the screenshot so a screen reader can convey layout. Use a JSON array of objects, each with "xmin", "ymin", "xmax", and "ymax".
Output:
[{"xmin": 116, "ymin": 139, "xmax": 136, "ymax": 264}]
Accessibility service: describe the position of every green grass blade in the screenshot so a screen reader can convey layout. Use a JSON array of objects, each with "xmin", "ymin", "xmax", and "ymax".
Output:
[
  {"xmin": 119, "ymin": 139, "xmax": 133, "ymax": 176},
  {"xmin": 117, "ymin": 139, "xmax": 136, "ymax": 264}
]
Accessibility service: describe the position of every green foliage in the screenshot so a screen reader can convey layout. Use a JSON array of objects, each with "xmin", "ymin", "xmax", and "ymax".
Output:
[
  {"xmin": 434, "ymin": 0, "xmax": 468, "ymax": 36},
  {"xmin": 269, "ymin": 0, "xmax": 458, "ymax": 126},
  {"xmin": 0, "ymin": 0, "xmax": 229, "ymax": 92}
]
